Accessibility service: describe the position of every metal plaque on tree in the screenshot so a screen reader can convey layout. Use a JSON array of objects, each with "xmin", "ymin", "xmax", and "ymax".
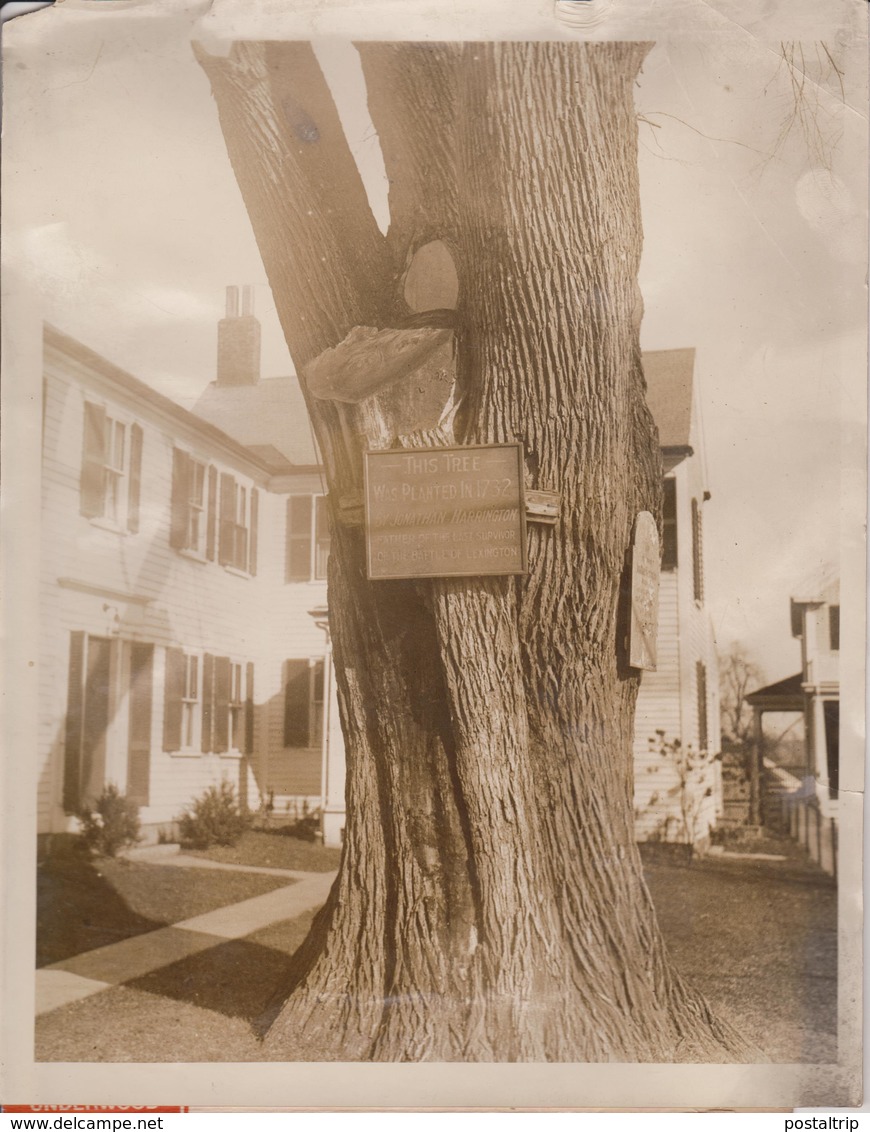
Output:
[
  {"xmin": 364, "ymin": 444, "xmax": 527, "ymax": 580},
  {"xmin": 629, "ymin": 510, "xmax": 660, "ymax": 670}
]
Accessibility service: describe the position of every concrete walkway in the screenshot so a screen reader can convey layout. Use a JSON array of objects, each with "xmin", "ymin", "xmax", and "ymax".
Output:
[{"xmin": 36, "ymin": 853, "xmax": 336, "ymax": 1017}]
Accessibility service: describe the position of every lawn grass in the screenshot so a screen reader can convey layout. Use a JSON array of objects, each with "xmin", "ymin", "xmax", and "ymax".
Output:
[
  {"xmin": 35, "ymin": 910, "xmax": 319, "ymax": 1062},
  {"xmin": 645, "ymin": 852, "xmax": 837, "ymax": 1063},
  {"xmin": 34, "ymin": 841, "xmax": 838, "ymax": 1065},
  {"xmin": 37, "ymin": 853, "xmax": 294, "ymax": 967},
  {"xmin": 184, "ymin": 829, "xmax": 342, "ymax": 873}
]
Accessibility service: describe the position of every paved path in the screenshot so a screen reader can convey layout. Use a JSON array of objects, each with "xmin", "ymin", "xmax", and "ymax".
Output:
[{"xmin": 36, "ymin": 855, "xmax": 336, "ymax": 1017}]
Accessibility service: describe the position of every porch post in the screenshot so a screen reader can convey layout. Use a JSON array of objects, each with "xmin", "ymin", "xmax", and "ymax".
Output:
[{"xmin": 749, "ymin": 707, "xmax": 764, "ymax": 827}]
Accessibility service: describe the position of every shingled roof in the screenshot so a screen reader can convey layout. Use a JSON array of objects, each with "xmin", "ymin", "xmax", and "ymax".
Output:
[
  {"xmin": 193, "ymin": 347, "xmax": 697, "ymax": 467},
  {"xmin": 194, "ymin": 376, "xmax": 320, "ymax": 467},
  {"xmin": 642, "ymin": 347, "xmax": 695, "ymax": 451}
]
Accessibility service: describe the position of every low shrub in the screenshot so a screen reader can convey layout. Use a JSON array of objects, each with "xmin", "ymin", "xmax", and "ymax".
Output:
[
  {"xmin": 274, "ymin": 809, "xmax": 322, "ymax": 842},
  {"xmin": 178, "ymin": 781, "xmax": 249, "ymax": 849},
  {"xmin": 78, "ymin": 784, "xmax": 141, "ymax": 858}
]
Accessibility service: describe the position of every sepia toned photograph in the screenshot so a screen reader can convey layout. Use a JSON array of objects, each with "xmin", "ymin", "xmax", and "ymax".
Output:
[{"xmin": 1, "ymin": 0, "xmax": 865, "ymax": 1110}]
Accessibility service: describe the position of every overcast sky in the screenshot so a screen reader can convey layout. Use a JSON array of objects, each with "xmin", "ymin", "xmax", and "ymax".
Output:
[{"xmin": 4, "ymin": 0, "xmax": 866, "ymax": 681}]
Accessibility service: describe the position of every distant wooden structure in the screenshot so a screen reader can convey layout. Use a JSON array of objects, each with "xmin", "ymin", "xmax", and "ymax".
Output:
[{"xmin": 746, "ymin": 572, "xmax": 840, "ymax": 875}]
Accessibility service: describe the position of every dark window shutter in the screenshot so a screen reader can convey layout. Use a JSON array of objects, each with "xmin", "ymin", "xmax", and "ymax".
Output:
[
  {"xmin": 213, "ymin": 656, "xmax": 231, "ymax": 752},
  {"xmin": 249, "ymin": 489, "xmax": 259, "ymax": 576},
  {"xmin": 286, "ymin": 496, "xmax": 313, "ymax": 582},
  {"xmin": 691, "ymin": 498, "xmax": 704, "ymax": 602},
  {"xmin": 661, "ymin": 479, "xmax": 677, "ymax": 570},
  {"xmin": 127, "ymin": 643, "xmax": 153, "ymax": 804},
  {"xmin": 829, "ymin": 605, "xmax": 840, "ymax": 652},
  {"xmin": 162, "ymin": 647, "xmax": 185, "ymax": 752},
  {"xmin": 63, "ymin": 631, "xmax": 86, "ymax": 813},
  {"xmin": 80, "ymin": 402, "xmax": 106, "ymax": 519},
  {"xmin": 283, "ymin": 659, "xmax": 311, "ymax": 747},
  {"xmin": 201, "ymin": 653, "xmax": 215, "ymax": 753},
  {"xmin": 311, "ymin": 659, "xmax": 325, "ymax": 749},
  {"xmin": 218, "ymin": 474, "xmax": 235, "ymax": 566},
  {"xmin": 170, "ymin": 449, "xmax": 190, "ymax": 550},
  {"xmin": 206, "ymin": 466, "xmax": 218, "ymax": 561},
  {"xmin": 81, "ymin": 637, "xmax": 111, "ymax": 811},
  {"xmin": 696, "ymin": 662, "xmax": 708, "ymax": 751},
  {"xmin": 823, "ymin": 701, "xmax": 840, "ymax": 794},
  {"xmin": 245, "ymin": 661, "xmax": 255, "ymax": 755},
  {"xmin": 127, "ymin": 424, "xmax": 143, "ymax": 533},
  {"xmin": 314, "ymin": 495, "xmax": 331, "ymax": 579}
]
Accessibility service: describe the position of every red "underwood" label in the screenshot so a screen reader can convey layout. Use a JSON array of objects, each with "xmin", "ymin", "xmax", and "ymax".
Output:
[{"xmin": 1, "ymin": 1109, "xmax": 187, "ymax": 1114}]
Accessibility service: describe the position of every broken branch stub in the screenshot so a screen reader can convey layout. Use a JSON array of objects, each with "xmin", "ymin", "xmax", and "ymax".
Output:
[{"xmin": 305, "ymin": 324, "xmax": 453, "ymax": 403}]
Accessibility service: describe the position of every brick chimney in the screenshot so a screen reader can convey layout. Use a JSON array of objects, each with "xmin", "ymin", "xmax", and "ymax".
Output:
[{"xmin": 217, "ymin": 285, "xmax": 261, "ymax": 386}]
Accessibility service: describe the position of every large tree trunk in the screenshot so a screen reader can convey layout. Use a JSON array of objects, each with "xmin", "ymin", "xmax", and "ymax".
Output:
[{"xmin": 196, "ymin": 39, "xmax": 754, "ymax": 1062}]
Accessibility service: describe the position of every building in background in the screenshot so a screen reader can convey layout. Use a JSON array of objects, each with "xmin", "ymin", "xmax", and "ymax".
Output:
[
  {"xmin": 632, "ymin": 349, "xmax": 723, "ymax": 848},
  {"xmin": 193, "ymin": 287, "xmax": 346, "ymax": 844},
  {"xmin": 38, "ymin": 307, "xmax": 346, "ymax": 849},
  {"xmin": 41, "ymin": 298, "xmax": 721, "ymax": 851},
  {"xmin": 747, "ymin": 570, "xmax": 839, "ymax": 875}
]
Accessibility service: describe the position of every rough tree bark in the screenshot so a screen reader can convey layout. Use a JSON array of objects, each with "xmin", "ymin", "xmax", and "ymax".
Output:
[{"xmin": 196, "ymin": 39, "xmax": 754, "ymax": 1062}]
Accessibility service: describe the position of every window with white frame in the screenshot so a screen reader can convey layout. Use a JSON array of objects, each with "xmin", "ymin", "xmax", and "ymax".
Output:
[
  {"xmin": 171, "ymin": 449, "xmax": 213, "ymax": 558},
  {"xmin": 103, "ymin": 417, "xmax": 126, "ymax": 523},
  {"xmin": 164, "ymin": 647, "xmax": 201, "ymax": 754},
  {"xmin": 202, "ymin": 654, "xmax": 253, "ymax": 756},
  {"xmin": 170, "ymin": 453, "xmax": 258, "ymax": 574},
  {"xmin": 186, "ymin": 459, "xmax": 207, "ymax": 556},
  {"xmin": 80, "ymin": 402, "xmax": 143, "ymax": 532},
  {"xmin": 181, "ymin": 653, "xmax": 199, "ymax": 750},
  {"xmin": 228, "ymin": 662, "xmax": 245, "ymax": 753},
  {"xmin": 219, "ymin": 473, "xmax": 258, "ymax": 574},
  {"xmin": 285, "ymin": 495, "xmax": 331, "ymax": 582}
]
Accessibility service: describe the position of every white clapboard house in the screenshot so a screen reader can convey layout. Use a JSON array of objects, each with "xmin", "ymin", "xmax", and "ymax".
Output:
[
  {"xmin": 39, "ymin": 299, "xmax": 720, "ymax": 851},
  {"xmin": 632, "ymin": 349, "xmax": 723, "ymax": 847},
  {"xmin": 38, "ymin": 302, "xmax": 346, "ymax": 850}
]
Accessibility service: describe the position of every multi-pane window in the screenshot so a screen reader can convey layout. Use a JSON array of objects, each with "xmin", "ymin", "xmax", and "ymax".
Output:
[
  {"xmin": 286, "ymin": 495, "xmax": 330, "ymax": 582},
  {"xmin": 170, "ymin": 453, "xmax": 257, "ymax": 574},
  {"xmin": 164, "ymin": 648, "xmax": 195, "ymax": 753},
  {"xmin": 171, "ymin": 449, "xmax": 216, "ymax": 558},
  {"xmin": 228, "ymin": 662, "xmax": 245, "ymax": 753},
  {"xmin": 283, "ymin": 658, "xmax": 325, "ymax": 748},
  {"xmin": 181, "ymin": 653, "xmax": 199, "ymax": 750},
  {"xmin": 80, "ymin": 401, "xmax": 142, "ymax": 531},
  {"xmin": 103, "ymin": 418, "xmax": 126, "ymax": 524},
  {"xmin": 165, "ymin": 648, "xmax": 253, "ymax": 757},
  {"xmin": 219, "ymin": 473, "xmax": 258, "ymax": 573},
  {"xmin": 186, "ymin": 460, "xmax": 207, "ymax": 556}
]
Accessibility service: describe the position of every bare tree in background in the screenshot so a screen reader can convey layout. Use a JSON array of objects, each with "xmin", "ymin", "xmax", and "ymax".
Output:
[
  {"xmin": 720, "ymin": 645, "xmax": 765, "ymax": 750},
  {"xmin": 196, "ymin": 40, "xmax": 753, "ymax": 1062},
  {"xmin": 719, "ymin": 645, "xmax": 765, "ymax": 825}
]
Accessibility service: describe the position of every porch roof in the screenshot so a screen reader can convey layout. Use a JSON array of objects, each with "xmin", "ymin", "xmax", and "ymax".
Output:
[{"xmin": 745, "ymin": 672, "xmax": 805, "ymax": 713}]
